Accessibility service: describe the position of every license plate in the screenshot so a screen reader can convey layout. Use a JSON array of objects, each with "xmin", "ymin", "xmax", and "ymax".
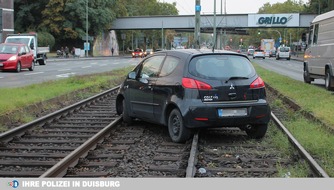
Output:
[{"xmin": 218, "ymin": 108, "xmax": 247, "ymax": 117}]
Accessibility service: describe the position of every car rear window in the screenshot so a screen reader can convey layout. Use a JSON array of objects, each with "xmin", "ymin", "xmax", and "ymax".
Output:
[
  {"xmin": 189, "ymin": 55, "xmax": 255, "ymax": 80},
  {"xmin": 279, "ymin": 47, "xmax": 290, "ymax": 52}
]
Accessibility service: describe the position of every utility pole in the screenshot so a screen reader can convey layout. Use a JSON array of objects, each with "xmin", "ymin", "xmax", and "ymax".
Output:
[
  {"xmin": 195, "ymin": 0, "xmax": 201, "ymax": 49},
  {"xmin": 85, "ymin": 0, "xmax": 88, "ymax": 57},
  {"xmin": 213, "ymin": 0, "xmax": 216, "ymax": 51},
  {"xmin": 161, "ymin": 21, "xmax": 164, "ymax": 49}
]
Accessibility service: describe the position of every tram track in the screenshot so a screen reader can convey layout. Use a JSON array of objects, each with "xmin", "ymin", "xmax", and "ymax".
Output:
[{"xmin": 0, "ymin": 86, "xmax": 330, "ymax": 178}]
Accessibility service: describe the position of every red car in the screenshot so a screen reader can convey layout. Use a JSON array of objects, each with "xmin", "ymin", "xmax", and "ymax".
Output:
[
  {"xmin": 0, "ymin": 43, "xmax": 34, "ymax": 72},
  {"xmin": 132, "ymin": 48, "xmax": 144, "ymax": 58}
]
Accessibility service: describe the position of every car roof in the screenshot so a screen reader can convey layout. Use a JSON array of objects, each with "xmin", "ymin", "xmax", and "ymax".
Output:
[
  {"xmin": 155, "ymin": 49, "xmax": 249, "ymax": 59},
  {"xmin": 0, "ymin": 43, "xmax": 25, "ymax": 46}
]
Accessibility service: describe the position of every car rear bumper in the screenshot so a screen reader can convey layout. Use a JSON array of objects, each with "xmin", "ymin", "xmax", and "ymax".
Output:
[{"xmin": 182, "ymin": 100, "xmax": 271, "ymax": 128}]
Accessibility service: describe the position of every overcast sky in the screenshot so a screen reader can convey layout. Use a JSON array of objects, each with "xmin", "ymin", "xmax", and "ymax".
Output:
[{"xmin": 160, "ymin": 0, "xmax": 307, "ymax": 15}]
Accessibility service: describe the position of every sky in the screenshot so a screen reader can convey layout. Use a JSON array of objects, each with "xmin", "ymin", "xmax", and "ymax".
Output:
[{"xmin": 160, "ymin": 0, "xmax": 306, "ymax": 15}]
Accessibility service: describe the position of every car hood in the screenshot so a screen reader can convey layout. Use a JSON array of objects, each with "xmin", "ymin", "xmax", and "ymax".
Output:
[{"xmin": 0, "ymin": 53, "xmax": 16, "ymax": 60}]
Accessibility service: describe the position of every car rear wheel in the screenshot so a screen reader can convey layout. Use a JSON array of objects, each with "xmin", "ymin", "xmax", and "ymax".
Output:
[
  {"xmin": 168, "ymin": 109, "xmax": 191, "ymax": 143},
  {"xmin": 122, "ymin": 99, "xmax": 133, "ymax": 124},
  {"xmin": 29, "ymin": 61, "xmax": 35, "ymax": 71},
  {"xmin": 325, "ymin": 69, "xmax": 334, "ymax": 91},
  {"xmin": 16, "ymin": 62, "xmax": 21, "ymax": 72},
  {"xmin": 245, "ymin": 124, "xmax": 268, "ymax": 139}
]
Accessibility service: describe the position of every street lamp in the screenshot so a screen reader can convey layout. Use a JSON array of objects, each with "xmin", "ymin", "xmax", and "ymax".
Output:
[
  {"xmin": 270, "ymin": 29, "xmax": 282, "ymax": 45},
  {"xmin": 85, "ymin": 0, "xmax": 88, "ymax": 57}
]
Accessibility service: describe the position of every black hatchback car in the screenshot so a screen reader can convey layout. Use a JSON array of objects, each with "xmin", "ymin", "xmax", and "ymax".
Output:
[{"xmin": 116, "ymin": 49, "xmax": 271, "ymax": 143}]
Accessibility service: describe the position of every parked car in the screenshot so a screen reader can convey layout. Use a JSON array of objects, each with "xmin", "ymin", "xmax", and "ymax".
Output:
[
  {"xmin": 276, "ymin": 46, "xmax": 291, "ymax": 60},
  {"xmin": 303, "ymin": 10, "xmax": 334, "ymax": 90},
  {"xmin": 0, "ymin": 43, "xmax": 34, "ymax": 72},
  {"xmin": 253, "ymin": 49, "xmax": 265, "ymax": 59},
  {"xmin": 132, "ymin": 48, "xmax": 144, "ymax": 58},
  {"xmin": 269, "ymin": 49, "xmax": 276, "ymax": 57},
  {"xmin": 116, "ymin": 49, "xmax": 271, "ymax": 143}
]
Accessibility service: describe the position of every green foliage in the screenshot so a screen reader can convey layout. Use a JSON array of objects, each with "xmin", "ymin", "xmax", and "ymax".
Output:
[
  {"xmin": 37, "ymin": 32, "xmax": 55, "ymax": 48},
  {"xmin": 14, "ymin": 0, "xmax": 178, "ymax": 52},
  {"xmin": 258, "ymin": 0, "xmax": 306, "ymax": 13},
  {"xmin": 305, "ymin": 0, "xmax": 334, "ymax": 14}
]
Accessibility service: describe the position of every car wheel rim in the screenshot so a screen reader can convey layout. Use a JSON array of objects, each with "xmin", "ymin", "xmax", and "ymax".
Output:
[
  {"xmin": 326, "ymin": 73, "xmax": 329, "ymax": 88},
  {"xmin": 172, "ymin": 115, "xmax": 180, "ymax": 135}
]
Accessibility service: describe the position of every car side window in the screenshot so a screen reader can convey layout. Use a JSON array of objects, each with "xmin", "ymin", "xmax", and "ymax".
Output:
[
  {"xmin": 160, "ymin": 56, "xmax": 179, "ymax": 77},
  {"xmin": 140, "ymin": 55, "xmax": 165, "ymax": 78},
  {"xmin": 313, "ymin": 24, "xmax": 319, "ymax": 45},
  {"xmin": 19, "ymin": 46, "xmax": 26, "ymax": 54},
  {"xmin": 24, "ymin": 46, "xmax": 30, "ymax": 53}
]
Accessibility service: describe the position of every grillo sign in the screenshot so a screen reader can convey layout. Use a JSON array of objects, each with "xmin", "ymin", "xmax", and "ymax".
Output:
[
  {"xmin": 258, "ymin": 15, "xmax": 293, "ymax": 25},
  {"xmin": 248, "ymin": 14, "xmax": 299, "ymax": 27}
]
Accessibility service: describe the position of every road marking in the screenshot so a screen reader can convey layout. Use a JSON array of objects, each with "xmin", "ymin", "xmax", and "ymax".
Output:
[
  {"xmin": 24, "ymin": 72, "xmax": 44, "ymax": 76},
  {"xmin": 82, "ymin": 66, "xmax": 92, "ymax": 68},
  {"xmin": 56, "ymin": 72, "xmax": 76, "ymax": 78},
  {"xmin": 99, "ymin": 64, "xmax": 107, "ymax": 66},
  {"xmin": 91, "ymin": 62, "xmax": 98, "ymax": 65},
  {"xmin": 58, "ymin": 69, "xmax": 71, "ymax": 71}
]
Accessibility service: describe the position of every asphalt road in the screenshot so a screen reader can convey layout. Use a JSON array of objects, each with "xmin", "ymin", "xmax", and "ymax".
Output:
[
  {"xmin": 0, "ymin": 56, "xmax": 140, "ymax": 88},
  {"xmin": 0, "ymin": 54, "xmax": 327, "ymax": 89},
  {"xmin": 252, "ymin": 55, "xmax": 326, "ymax": 88}
]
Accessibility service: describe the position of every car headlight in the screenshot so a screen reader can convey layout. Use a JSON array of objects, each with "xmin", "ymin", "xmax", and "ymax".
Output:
[{"xmin": 8, "ymin": 55, "xmax": 18, "ymax": 61}]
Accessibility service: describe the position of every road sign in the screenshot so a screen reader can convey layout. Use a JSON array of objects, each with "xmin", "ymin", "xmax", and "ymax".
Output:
[{"xmin": 84, "ymin": 42, "xmax": 90, "ymax": 51}]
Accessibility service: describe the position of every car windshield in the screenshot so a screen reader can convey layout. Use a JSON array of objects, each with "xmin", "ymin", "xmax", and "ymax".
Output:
[
  {"xmin": 0, "ymin": 44, "xmax": 19, "ymax": 54},
  {"xmin": 6, "ymin": 38, "xmax": 30, "ymax": 45},
  {"xmin": 189, "ymin": 55, "xmax": 255, "ymax": 80}
]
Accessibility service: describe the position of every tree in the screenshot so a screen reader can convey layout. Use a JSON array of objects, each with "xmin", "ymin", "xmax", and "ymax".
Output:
[
  {"xmin": 14, "ymin": 0, "xmax": 48, "ymax": 32},
  {"xmin": 305, "ymin": 0, "xmax": 334, "ymax": 14}
]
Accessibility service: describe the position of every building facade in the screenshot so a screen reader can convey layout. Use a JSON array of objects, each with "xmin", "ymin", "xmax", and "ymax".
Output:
[{"xmin": 0, "ymin": 0, "xmax": 14, "ymax": 42}]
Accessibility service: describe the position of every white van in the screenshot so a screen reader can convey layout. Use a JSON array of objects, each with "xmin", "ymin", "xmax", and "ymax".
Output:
[
  {"xmin": 276, "ymin": 46, "xmax": 291, "ymax": 60},
  {"xmin": 303, "ymin": 10, "xmax": 334, "ymax": 91}
]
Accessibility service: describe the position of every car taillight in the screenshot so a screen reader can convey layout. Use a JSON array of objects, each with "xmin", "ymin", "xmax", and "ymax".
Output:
[
  {"xmin": 182, "ymin": 78, "xmax": 212, "ymax": 90},
  {"xmin": 250, "ymin": 77, "xmax": 265, "ymax": 89}
]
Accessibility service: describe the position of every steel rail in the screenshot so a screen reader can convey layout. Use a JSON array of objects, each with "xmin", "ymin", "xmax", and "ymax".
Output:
[
  {"xmin": 0, "ymin": 86, "xmax": 120, "ymax": 144},
  {"xmin": 186, "ymin": 132, "xmax": 199, "ymax": 177},
  {"xmin": 271, "ymin": 112, "xmax": 330, "ymax": 178},
  {"xmin": 39, "ymin": 116, "xmax": 122, "ymax": 177}
]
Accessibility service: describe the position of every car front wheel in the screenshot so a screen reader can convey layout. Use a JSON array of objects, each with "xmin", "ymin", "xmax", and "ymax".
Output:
[
  {"xmin": 122, "ymin": 99, "xmax": 133, "ymax": 124},
  {"xmin": 168, "ymin": 109, "xmax": 191, "ymax": 143},
  {"xmin": 16, "ymin": 62, "xmax": 21, "ymax": 72},
  {"xmin": 245, "ymin": 124, "xmax": 268, "ymax": 139},
  {"xmin": 303, "ymin": 65, "xmax": 313, "ymax": 84}
]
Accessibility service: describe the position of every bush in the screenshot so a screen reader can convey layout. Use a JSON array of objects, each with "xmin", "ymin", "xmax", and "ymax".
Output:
[{"xmin": 37, "ymin": 32, "xmax": 55, "ymax": 49}]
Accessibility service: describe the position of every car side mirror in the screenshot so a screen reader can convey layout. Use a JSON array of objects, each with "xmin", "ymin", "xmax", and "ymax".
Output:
[{"xmin": 128, "ymin": 71, "xmax": 136, "ymax": 79}]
